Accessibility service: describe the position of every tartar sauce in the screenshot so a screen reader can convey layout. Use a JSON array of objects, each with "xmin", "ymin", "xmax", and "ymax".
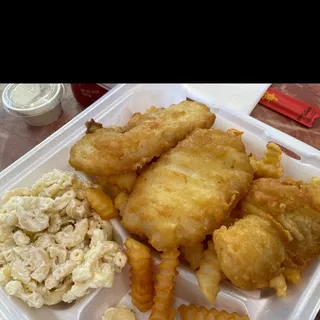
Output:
[
  {"xmin": 10, "ymin": 84, "xmax": 51, "ymax": 109},
  {"xmin": 2, "ymin": 83, "xmax": 64, "ymax": 126}
]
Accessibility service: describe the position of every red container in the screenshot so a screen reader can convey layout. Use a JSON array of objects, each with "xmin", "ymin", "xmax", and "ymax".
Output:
[
  {"xmin": 259, "ymin": 87, "xmax": 320, "ymax": 128},
  {"xmin": 71, "ymin": 84, "xmax": 109, "ymax": 108}
]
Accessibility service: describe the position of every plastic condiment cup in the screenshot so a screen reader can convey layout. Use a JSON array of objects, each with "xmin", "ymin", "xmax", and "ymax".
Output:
[{"xmin": 1, "ymin": 84, "xmax": 65, "ymax": 126}]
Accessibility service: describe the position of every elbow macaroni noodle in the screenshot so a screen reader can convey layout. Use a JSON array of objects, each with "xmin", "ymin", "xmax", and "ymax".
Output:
[
  {"xmin": 102, "ymin": 305, "xmax": 136, "ymax": 320},
  {"xmin": 13, "ymin": 230, "xmax": 30, "ymax": 246},
  {"xmin": 0, "ymin": 169, "xmax": 127, "ymax": 308}
]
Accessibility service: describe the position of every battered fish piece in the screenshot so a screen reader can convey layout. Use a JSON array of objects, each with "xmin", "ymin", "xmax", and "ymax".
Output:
[
  {"xmin": 240, "ymin": 178, "xmax": 320, "ymax": 267},
  {"xmin": 214, "ymin": 177, "xmax": 320, "ymax": 295},
  {"xmin": 278, "ymin": 178, "xmax": 320, "ymax": 267},
  {"xmin": 121, "ymin": 128, "xmax": 254, "ymax": 251},
  {"xmin": 214, "ymin": 214, "xmax": 291, "ymax": 291},
  {"xmin": 69, "ymin": 101, "xmax": 215, "ymax": 177}
]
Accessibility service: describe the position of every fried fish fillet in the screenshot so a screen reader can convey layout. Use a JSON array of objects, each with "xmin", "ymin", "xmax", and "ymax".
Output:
[
  {"xmin": 121, "ymin": 128, "xmax": 254, "ymax": 251},
  {"xmin": 214, "ymin": 177, "xmax": 320, "ymax": 295},
  {"xmin": 69, "ymin": 100, "xmax": 215, "ymax": 177},
  {"xmin": 239, "ymin": 178, "xmax": 320, "ymax": 267},
  {"xmin": 278, "ymin": 178, "xmax": 320, "ymax": 267}
]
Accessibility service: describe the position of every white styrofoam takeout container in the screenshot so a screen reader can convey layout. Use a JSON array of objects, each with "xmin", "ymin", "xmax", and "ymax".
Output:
[{"xmin": 0, "ymin": 84, "xmax": 320, "ymax": 320}]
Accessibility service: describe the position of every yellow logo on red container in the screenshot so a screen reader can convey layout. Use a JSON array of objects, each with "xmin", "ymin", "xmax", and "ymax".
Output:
[{"xmin": 262, "ymin": 91, "xmax": 278, "ymax": 103}]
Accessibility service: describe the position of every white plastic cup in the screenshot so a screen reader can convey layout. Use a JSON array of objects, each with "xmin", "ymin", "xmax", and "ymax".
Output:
[{"xmin": 2, "ymin": 84, "xmax": 65, "ymax": 126}]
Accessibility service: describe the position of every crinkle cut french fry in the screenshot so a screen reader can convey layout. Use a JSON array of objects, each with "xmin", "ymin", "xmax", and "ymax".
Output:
[
  {"xmin": 269, "ymin": 273, "xmax": 287, "ymax": 297},
  {"xmin": 86, "ymin": 187, "xmax": 118, "ymax": 220},
  {"xmin": 196, "ymin": 240, "xmax": 224, "ymax": 304},
  {"xmin": 99, "ymin": 182, "xmax": 122, "ymax": 199},
  {"xmin": 250, "ymin": 142, "xmax": 284, "ymax": 179},
  {"xmin": 149, "ymin": 248, "xmax": 180, "ymax": 320},
  {"xmin": 181, "ymin": 242, "xmax": 205, "ymax": 271},
  {"xmin": 178, "ymin": 304, "xmax": 207, "ymax": 320},
  {"xmin": 124, "ymin": 237, "xmax": 154, "ymax": 312},
  {"xmin": 114, "ymin": 191, "xmax": 129, "ymax": 213},
  {"xmin": 178, "ymin": 304, "xmax": 250, "ymax": 320}
]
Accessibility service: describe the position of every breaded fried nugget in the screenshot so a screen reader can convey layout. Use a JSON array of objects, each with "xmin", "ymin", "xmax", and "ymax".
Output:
[
  {"xmin": 69, "ymin": 100, "xmax": 215, "ymax": 177},
  {"xmin": 214, "ymin": 214, "xmax": 291, "ymax": 291},
  {"xmin": 214, "ymin": 177, "xmax": 320, "ymax": 295},
  {"xmin": 121, "ymin": 128, "xmax": 254, "ymax": 251}
]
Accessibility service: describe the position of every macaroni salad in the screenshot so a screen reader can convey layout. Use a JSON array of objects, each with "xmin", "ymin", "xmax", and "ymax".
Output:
[{"xmin": 0, "ymin": 169, "xmax": 127, "ymax": 308}]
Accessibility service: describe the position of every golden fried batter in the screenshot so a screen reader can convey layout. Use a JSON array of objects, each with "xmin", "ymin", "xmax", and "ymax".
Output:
[
  {"xmin": 121, "ymin": 128, "xmax": 254, "ymax": 251},
  {"xmin": 281, "ymin": 178, "xmax": 320, "ymax": 267},
  {"xmin": 96, "ymin": 172, "xmax": 137, "ymax": 193},
  {"xmin": 214, "ymin": 177, "xmax": 320, "ymax": 294},
  {"xmin": 239, "ymin": 178, "xmax": 312, "ymax": 219},
  {"xmin": 69, "ymin": 101, "xmax": 215, "ymax": 177},
  {"xmin": 240, "ymin": 178, "xmax": 320, "ymax": 268},
  {"xmin": 214, "ymin": 214, "xmax": 291, "ymax": 290}
]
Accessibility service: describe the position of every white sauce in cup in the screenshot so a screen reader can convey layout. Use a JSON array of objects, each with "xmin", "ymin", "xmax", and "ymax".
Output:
[{"xmin": 2, "ymin": 84, "xmax": 64, "ymax": 126}]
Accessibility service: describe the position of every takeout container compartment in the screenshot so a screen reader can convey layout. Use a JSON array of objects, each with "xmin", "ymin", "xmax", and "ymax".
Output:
[
  {"xmin": 0, "ymin": 84, "xmax": 320, "ymax": 320},
  {"xmin": 2, "ymin": 84, "xmax": 64, "ymax": 126}
]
